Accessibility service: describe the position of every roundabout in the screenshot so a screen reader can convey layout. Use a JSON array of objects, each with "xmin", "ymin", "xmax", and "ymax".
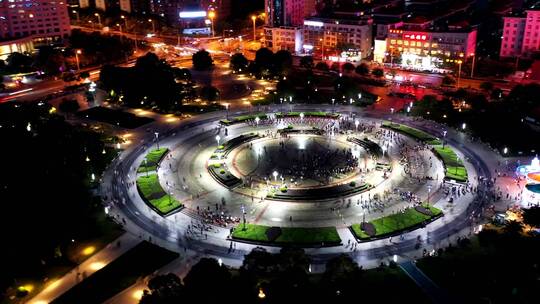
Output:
[{"xmin": 102, "ymin": 105, "xmax": 494, "ymax": 267}]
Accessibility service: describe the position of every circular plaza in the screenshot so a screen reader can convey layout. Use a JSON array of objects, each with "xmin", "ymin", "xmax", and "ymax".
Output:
[{"xmin": 103, "ymin": 105, "xmax": 487, "ymax": 266}]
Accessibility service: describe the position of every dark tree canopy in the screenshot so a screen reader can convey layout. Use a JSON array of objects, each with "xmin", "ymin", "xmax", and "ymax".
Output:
[
  {"xmin": 229, "ymin": 53, "xmax": 249, "ymax": 72},
  {"xmin": 192, "ymin": 49, "xmax": 214, "ymax": 70}
]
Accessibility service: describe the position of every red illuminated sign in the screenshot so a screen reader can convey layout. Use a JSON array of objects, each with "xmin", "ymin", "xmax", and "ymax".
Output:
[{"xmin": 404, "ymin": 33, "xmax": 427, "ymax": 40}]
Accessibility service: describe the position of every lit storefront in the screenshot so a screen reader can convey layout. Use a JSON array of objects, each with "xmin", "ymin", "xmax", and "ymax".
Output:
[{"xmin": 380, "ymin": 28, "xmax": 477, "ymax": 71}]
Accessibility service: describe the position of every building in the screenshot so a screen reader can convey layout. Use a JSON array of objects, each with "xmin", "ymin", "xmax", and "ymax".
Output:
[
  {"xmin": 375, "ymin": 26, "xmax": 477, "ymax": 70},
  {"xmin": 0, "ymin": 0, "xmax": 71, "ymax": 42},
  {"xmin": 264, "ymin": 0, "xmax": 317, "ymax": 52},
  {"xmin": 302, "ymin": 16, "xmax": 373, "ymax": 62},
  {"xmin": 264, "ymin": 26, "xmax": 302, "ymax": 53},
  {"xmin": 0, "ymin": 36, "xmax": 34, "ymax": 60},
  {"xmin": 500, "ymin": 10, "xmax": 540, "ymax": 58}
]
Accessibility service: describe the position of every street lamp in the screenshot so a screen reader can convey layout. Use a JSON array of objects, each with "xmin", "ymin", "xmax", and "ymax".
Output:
[
  {"xmin": 273, "ymin": 170, "xmax": 278, "ymax": 181},
  {"xmin": 208, "ymin": 11, "xmax": 216, "ymax": 37},
  {"xmin": 72, "ymin": 10, "xmax": 80, "ymax": 23},
  {"xmin": 456, "ymin": 59, "xmax": 463, "ymax": 88},
  {"xmin": 148, "ymin": 19, "xmax": 156, "ymax": 33},
  {"xmin": 154, "ymin": 132, "xmax": 159, "ymax": 150},
  {"xmin": 75, "ymin": 49, "xmax": 82, "ymax": 71},
  {"xmin": 355, "ymin": 119, "xmax": 359, "ymax": 131},
  {"xmin": 503, "ymin": 147, "xmax": 508, "ymax": 155},
  {"xmin": 121, "ymin": 15, "xmax": 128, "ymax": 29},
  {"xmin": 116, "ymin": 23, "xmax": 123, "ymax": 41},
  {"xmin": 251, "ymin": 15, "xmax": 257, "ymax": 41},
  {"xmin": 216, "ymin": 135, "xmax": 221, "ymax": 146},
  {"xmin": 94, "ymin": 13, "xmax": 102, "ymax": 28},
  {"xmin": 462, "ymin": 122, "xmax": 466, "ymax": 130},
  {"xmin": 224, "ymin": 103, "xmax": 230, "ymax": 119},
  {"xmin": 300, "ymin": 112, "xmax": 304, "ymax": 122},
  {"xmin": 255, "ymin": 116, "xmax": 260, "ymax": 126},
  {"xmin": 427, "ymin": 185, "xmax": 432, "ymax": 204},
  {"xmin": 470, "ymin": 53, "xmax": 476, "ymax": 78}
]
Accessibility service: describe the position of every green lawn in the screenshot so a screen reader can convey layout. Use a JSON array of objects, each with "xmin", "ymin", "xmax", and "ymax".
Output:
[
  {"xmin": 232, "ymin": 224, "xmax": 341, "ymax": 245},
  {"xmin": 137, "ymin": 148, "xmax": 168, "ymax": 173},
  {"xmin": 277, "ymin": 111, "xmax": 339, "ymax": 118},
  {"xmin": 220, "ymin": 113, "xmax": 267, "ymax": 125},
  {"xmin": 136, "ymin": 174, "xmax": 181, "ymax": 214},
  {"xmin": 382, "ymin": 122, "xmax": 441, "ymax": 145},
  {"xmin": 432, "ymin": 145, "xmax": 468, "ymax": 182},
  {"xmin": 351, "ymin": 205, "xmax": 442, "ymax": 240},
  {"xmin": 383, "ymin": 122, "xmax": 467, "ymax": 182}
]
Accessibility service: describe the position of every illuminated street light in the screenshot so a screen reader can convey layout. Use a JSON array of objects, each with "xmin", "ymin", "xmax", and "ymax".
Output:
[
  {"xmin": 148, "ymin": 19, "xmax": 156, "ymax": 33},
  {"xmin": 154, "ymin": 132, "xmax": 160, "ymax": 150},
  {"xmin": 503, "ymin": 147, "xmax": 508, "ymax": 155},
  {"xmin": 462, "ymin": 122, "xmax": 466, "ymax": 130},
  {"xmin": 273, "ymin": 170, "xmax": 278, "ymax": 181},
  {"xmin": 94, "ymin": 13, "xmax": 102, "ymax": 27},
  {"xmin": 121, "ymin": 15, "xmax": 128, "ymax": 29},
  {"xmin": 258, "ymin": 288, "xmax": 266, "ymax": 299},
  {"xmin": 255, "ymin": 116, "xmax": 260, "ymax": 126},
  {"xmin": 26, "ymin": 122, "xmax": 31, "ymax": 132},
  {"xmin": 251, "ymin": 15, "xmax": 257, "ymax": 41},
  {"xmin": 208, "ymin": 11, "xmax": 216, "ymax": 37},
  {"xmin": 72, "ymin": 10, "xmax": 80, "ymax": 23},
  {"xmin": 75, "ymin": 49, "xmax": 82, "ymax": 71},
  {"xmin": 216, "ymin": 135, "xmax": 221, "ymax": 146},
  {"xmin": 355, "ymin": 119, "xmax": 359, "ymax": 131},
  {"xmin": 300, "ymin": 112, "xmax": 304, "ymax": 121}
]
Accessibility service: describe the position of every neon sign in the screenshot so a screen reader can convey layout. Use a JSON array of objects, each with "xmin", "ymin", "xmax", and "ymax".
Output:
[{"xmin": 404, "ymin": 33, "xmax": 427, "ymax": 40}]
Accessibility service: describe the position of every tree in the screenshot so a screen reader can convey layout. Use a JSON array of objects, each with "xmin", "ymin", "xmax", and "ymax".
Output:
[
  {"xmin": 140, "ymin": 273, "xmax": 184, "ymax": 304},
  {"xmin": 315, "ymin": 61, "xmax": 329, "ymax": 71},
  {"xmin": 273, "ymin": 50, "xmax": 293, "ymax": 76},
  {"xmin": 254, "ymin": 47, "xmax": 274, "ymax": 72},
  {"xmin": 503, "ymin": 220, "xmax": 523, "ymax": 236},
  {"xmin": 199, "ymin": 86, "xmax": 220, "ymax": 101},
  {"xmin": 355, "ymin": 63, "xmax": 369, "ymax": 75},
  {"xmin": 229, "ymin": 53, "xmax": 248, "ymax": 72},
  {"xmin": 371, "ymin": 68, "xmax": 384, "ymax": 78},
  {"xmin": 442, "ymin": 75, "xmax": 456, "ymax": 86},
  {"xmin": 183, "ymin": 258, "xmax": 231, "ymax": 302},
  {"xmin": 79, "ymin": 71, "xmax": 90, "ymax": 79},
  {"xmin": 35, "ymin": 46, "xmax": 65, "ymax": 75},
  {"xmin": 480, "ymin": 81, "xmax": 494, "ymax": 91},
  {"xmin": 58, "ymin": 99, "xmax": 80, "ymax": 114},
  {"xmin": 522, "ymin": 206, "xmax": 540, "ymax": 227},
  {"xmin": 342, "ymin": 62, "xmax": 355, "ymax": 73},
  {"xmin": 6, "ymin": 52, "xmax": 33, "ymax": 72},
  {"xmin": 300, "ymin": 56, "xmax": 314, "ymax": 69},
  {"xmin": 192, "ymin": 49, "xmax": 213, "ymax": 70}
]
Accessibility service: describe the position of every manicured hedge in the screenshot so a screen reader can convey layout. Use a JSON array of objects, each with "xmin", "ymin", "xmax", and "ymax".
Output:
[
  {"xmin": 220, "ymin": 113, "xmax": 267, "ymax": 125},
  {"xmin": 232, "ymin": 224, "xmax": 341, "ymax": 246},
  {"xmin": 136, "ymin": 174, "xmax": 181, "ymax": 215},
  {"xmin": 137, "ymin": 148, "xmax": 168, "ymax": 173},
  {"xmin": 351, "ymin": 205, "xmax": 442, "ymax": 240},
  {"xmin": 276, "ymin": 111, "xmax": 340, "ymax": 118}
]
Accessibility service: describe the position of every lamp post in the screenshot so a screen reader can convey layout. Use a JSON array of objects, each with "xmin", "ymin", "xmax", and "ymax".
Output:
[
  {"xmin": 216, "ymin": 135, "xmax": 221, "ymax": 146},
  {"xmin": 75, "ymin": 49, "xmax": 82, "ymax": 71},
  {"xmin": 208, "ymin": 11, "xmax": 216, "ymax": 37},
  {"xmin": 300, "ymin": 112, "xmax": 304, "ymax": 123},
  {"xmin": 427, "ymin": 185, "xmax": 432, "ymax": 204},
  {"xmin": 72, "ymin": 10, "xmax": 80, "ymax": 23},
  {"xmin": 154, "ymin": 132, "xmax": 159, "ymax": 150},
  {"xmin": 121, "ymin": 15, "xmax": 128, "ymax": 29},
  {"xmin": 355, "ymin": 119, "xmax": 359, "ymax": 131},
  {"xmin": 94, "ymin": 13, "xmax": 102, "ymax": 28},
  {"xmin": 470, "ymin": 53, "xmax": 476, "ymax": 78},
  {"xmin": 251, "ymin": 15, "xmax": 257, "ymax": 41},
  {"xmin": 273, "ymin": 171, "xmax": 278, "ymax": 182},
  {"xmin": 116, "ymin": 23, "xmax": 123, "ymax": 42},
  {"xmin": 456, "ymin": 59, "xmax": 463, "ymax": 88},
  {"xmin": 224, "ymin": 103, "xmax": 229, "ymax": 119},
  {"xmin": 255, "ymin": 116, "xmax": 260, "ymax": 126},
  {"xmin": 443, "ymin": 130, "xmax": 447, "ymax": 148},
  {"xmin": 148, "ymin": 19, "xmax": 156, "ymax": 34}
]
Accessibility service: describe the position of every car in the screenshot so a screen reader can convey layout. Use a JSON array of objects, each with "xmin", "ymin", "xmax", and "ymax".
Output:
[{"xmin": 447, "ymin": 197, "xmax": 454, "ymax": 203}]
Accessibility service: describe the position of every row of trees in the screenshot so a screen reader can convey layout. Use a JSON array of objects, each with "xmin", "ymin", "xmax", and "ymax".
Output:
[
  {"xmin": 410, "ymin": 83, "xmax": 540, "ymax": 153},
  {"xmin": 100, "ymin": 52, "xmax": 195, "ymax": 112},
  {"xmin": 140, "ymin": 247, "xmax": 420, "ymax": 303},
  {"xmin": 0, "ymin": 102, "xmax": 118, "ymax": 294}
]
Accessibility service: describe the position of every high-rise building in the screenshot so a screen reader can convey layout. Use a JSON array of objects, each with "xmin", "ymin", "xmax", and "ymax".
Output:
[
  {"xmin": 0, "ymin": 0, "xmax": 71, "ymax": 42},
  {"xmin": 500, "ymin": 9, "xmax": 540, "ymax": 58},
  {"xmin": 265, "ymin": 0, "xmax": 317, "ymax": 27}
]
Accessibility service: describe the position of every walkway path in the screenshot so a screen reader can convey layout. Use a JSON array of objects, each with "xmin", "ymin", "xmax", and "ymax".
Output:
[
  {"xmin": 400, "ymin": 260, "xmax": 452, "ymax": 304},
  {"xmin": 28, "ymin": 233, "xmax": 140, "ymax": 304}
]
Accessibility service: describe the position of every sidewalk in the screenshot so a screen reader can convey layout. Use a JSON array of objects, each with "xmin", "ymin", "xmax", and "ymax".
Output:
[{"xmin": 28, "ymin": 233, "xmax": 140, "ymax": 304}]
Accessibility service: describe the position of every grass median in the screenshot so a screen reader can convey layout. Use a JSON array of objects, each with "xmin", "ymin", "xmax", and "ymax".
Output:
[
  {"xmin": 136, "ymin": 174, "xmax": 181, "ymax": 215},
  {"xmin": 382, "ymin": 122, "xmax": 441, "ymax": 145},
  {"xmin": 137, "ymin": 148, "xmax": 168, "ymax": 173},
  {"xmin": 432, "ymin": 145, "xmax": 468, "ymax": 182},
  {"xmin": 232, "ymin": 224, "xmax": 341, "ymax": 245},
  {"xmin": 351, "ymin": 205, "xmax": 442, "ymax": 240}
]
